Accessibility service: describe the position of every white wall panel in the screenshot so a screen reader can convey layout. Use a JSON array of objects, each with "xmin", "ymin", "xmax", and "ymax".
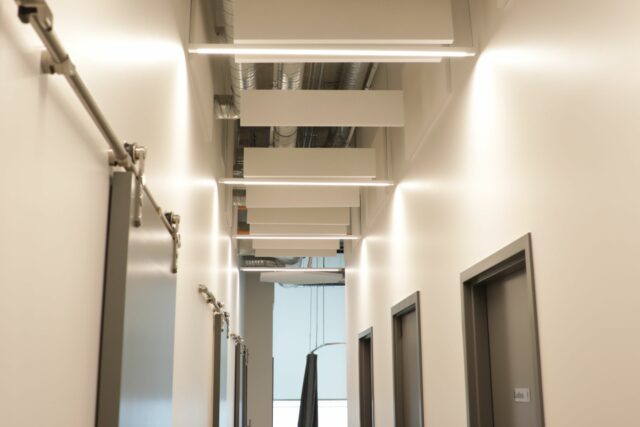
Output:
[
  {"xmin": 246, "ymin": 187, "xmax": 360, "ymax": 208},
  {"xmin": 345, "ymin": 0, "xmax": 640, "ymax": 426},
  {"xmin": 240, "ymin": 91, "xmax": 405, "ymax": 127},
  {"xmin": 244, "ymin": 148, "xmax": 376, "ymax": 179},
  {"xmin": 248, "ymin": 208, "xmax": 351, "ymax": 225}
]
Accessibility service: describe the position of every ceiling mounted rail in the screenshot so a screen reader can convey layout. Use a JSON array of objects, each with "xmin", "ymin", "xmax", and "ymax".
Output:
[
  {"xmin": 188, "ymin": 44, "xmax": 476, "ymax": 63},
  {"xmin": 15, "ymin": 0, "xmax": 182, "ymax": 271},
  {"xmin": 219, "ymin": 178, "xmax": 394, "ymax": 187}
]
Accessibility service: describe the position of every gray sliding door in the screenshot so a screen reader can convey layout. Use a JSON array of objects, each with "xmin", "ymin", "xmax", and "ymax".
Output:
[{"xmin": 97, "ymin": 171, "xmax": 177, "ymax": 427}]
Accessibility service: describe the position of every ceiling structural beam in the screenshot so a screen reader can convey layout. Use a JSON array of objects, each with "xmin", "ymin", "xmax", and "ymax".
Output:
[
  {"xmin": 247, "ymin": 208, "xmax": 351, "ymax": 226},
  {"xmin": 220, "ymin": 178, "xmax": 394, "ymax": 187},
  {"xmin": 188, "ymin": 44, "xmax": 475, "ymax": 63},
  {"xmin": 244, "ymin": 148, "xmax": 376, "ymax": 179},
  {"xmin": 240, "ymin": 90, "xmax": 404, "ymax": 127}
]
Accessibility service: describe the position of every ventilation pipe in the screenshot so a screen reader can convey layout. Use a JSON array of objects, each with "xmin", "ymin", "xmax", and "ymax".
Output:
[
  {"xmin": 243, "ymin": 257, "xmax": 302, "ymax": 268},
  {"xmin": 272, "ymin": 63, "xmax": 305, "ymax": 147},
  {"xmin": 330, "ymin": 63, "xmax": 377, "ymax": 147},
  {"xmin": 222, "ymin": 0, "xmax": 257, "ymax": 112}
]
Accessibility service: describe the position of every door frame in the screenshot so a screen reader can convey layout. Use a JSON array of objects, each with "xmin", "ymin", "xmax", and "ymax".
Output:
[
  {"xmin": 391, "ymin": 291, "xmax": 424, "ymax": 427},
  {"xmin": 358, "ymin": 327, "xmax": 375, "ymax": 427},
  {"xmin": 460, "ymin": 233, "xmax": 545, "ymax": 427}
]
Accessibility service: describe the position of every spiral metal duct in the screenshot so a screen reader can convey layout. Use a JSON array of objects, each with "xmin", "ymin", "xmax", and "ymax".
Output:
[
  {"xmin": 272, "ymin": 63, "xmax": 305, "ymax": 147},
  {"xmin": 222, "ymin": 0, "xmax": 257, "ymax": 112}
]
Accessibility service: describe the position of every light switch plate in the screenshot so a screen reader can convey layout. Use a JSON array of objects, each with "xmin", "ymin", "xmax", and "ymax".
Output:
[{"xmin": 514, "ymin": 388, "xmax": 531, "ymax": 403}]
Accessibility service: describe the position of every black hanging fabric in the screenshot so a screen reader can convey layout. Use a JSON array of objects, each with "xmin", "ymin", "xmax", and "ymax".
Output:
[{"xmin": 297, "ymin": 353, "xmax": 319, "ymax": 427}]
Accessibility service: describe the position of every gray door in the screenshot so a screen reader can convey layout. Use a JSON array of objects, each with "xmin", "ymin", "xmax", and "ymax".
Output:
[
  {"xmin": 97, "ymin": 172, "xmax": 177, "ymax": 427},
  {"xmin": 358, "ymin": 332, "xmax": 374, "ymax": 427},
  {"xmin": 486, "ymin": 269, "xmax": 537, "ymax": 427},
  {"xmin": 399, "ymin": 310, "xmax": 421, "ymax": 427}
]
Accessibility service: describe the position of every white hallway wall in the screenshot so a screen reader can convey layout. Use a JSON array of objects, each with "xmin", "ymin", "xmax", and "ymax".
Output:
[
  {"xmin": 346, "ymin": 0, "xmax": 640, "ymax": 426},
  {"xmin": 0, "ymin": 0, "xmax": 236, "ymax": 426}
]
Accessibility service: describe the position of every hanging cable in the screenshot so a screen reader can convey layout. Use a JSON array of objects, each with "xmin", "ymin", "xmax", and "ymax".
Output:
[
  {"xmin": 315, "ymin": 286, "xmax": 319, "ymax": 350},
  {"xmin": 322, "ymin": 286, "xmax": 325, "ymax": 345},
  {"xmin": 308, "ymin": 286, "xmax": 313, "ymax": 352}
]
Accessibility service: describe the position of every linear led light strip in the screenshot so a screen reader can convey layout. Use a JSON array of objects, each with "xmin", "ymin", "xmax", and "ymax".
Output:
[
  {"xmin": 219, "ymin": 178, "xmax": 394, "ymax": 187},
  {"xmin": 240, "ymin": 267, "xmax": 343, "ymax": 273},
  {"xmin": 188, "ymin": 44, "xmax": 476, "ymax": 59},
  {"xmin": 234, "ymin": 235, "xmax": 360, "ymax": 240}
]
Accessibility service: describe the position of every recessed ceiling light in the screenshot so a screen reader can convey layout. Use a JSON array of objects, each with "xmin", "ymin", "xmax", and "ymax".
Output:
[
  {"xmin": 188, "ymin": 44, "xmax": 476, "ymax": 60},
  {"xmin": 219, "ymin": 178, "xmax": 394, "ymax": 187},
  {"xmin": 240, "ymin": 267, "xmax": 343, "ymax": 273},
  {"xmin": 234, "ymin": 235, "xmax": 360, "ymax": 240}
]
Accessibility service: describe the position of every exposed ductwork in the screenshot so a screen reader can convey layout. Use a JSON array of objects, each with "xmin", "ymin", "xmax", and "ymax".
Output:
[
  {"xmin": 222, "ymin": 0, "xmax": 257, "ymax": 113},
  {"xmin": 242, "ymin": 257, "xmax": 302, "ymax": 268},
  {"xmin": 272, "ymin": 63, "xmax": 305, "ymax": 147},
  {"xmin": 330, "ymin": 63, "xmax": 378, "ymax": 147}
]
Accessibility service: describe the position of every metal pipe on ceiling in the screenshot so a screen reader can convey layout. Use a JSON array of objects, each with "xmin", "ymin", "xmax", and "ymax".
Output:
[
  {"xmin": 222, "ymin": 0, "xmax": 257, "ymax": 113},
  {"xmin": 271, "ymin": 63, "xmax": 305, "ymax": 147},
  {"xmin": 330, "ymin": 63, "xmax": 378, "ymax": 147}
]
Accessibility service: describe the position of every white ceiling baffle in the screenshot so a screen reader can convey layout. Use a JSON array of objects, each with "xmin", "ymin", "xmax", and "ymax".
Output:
[
  {"xmin": 250, "ymin": 224, "xmax": 348, "ymax": 236},
  {"xmin": 240, "ymin": 90, "xmax": 404, "ymax": 128},
  {"xmin": 254, "ymin": 249, "xmax": 337, "ymax": 257},
  {"xmin": 233, "ymin": 0, "xmax": 454, "ymax": 45},
  {"xmin": 244, "ymin": 147, "xmax": 376, "ymax": 179},
  {"xmin": 245, "ymin": 187, "xmax": 360, "ymax": 208},
  {"xmin": 251, "ymin": 239, "xmax": 340, "ymax": 251},
  {"xmin": 259, "ymin": 271, "xmax": 344, "ymax": 285},
  {"xmin": 247, "ymin": 208, "xmax": 351, "ymax": 226}
]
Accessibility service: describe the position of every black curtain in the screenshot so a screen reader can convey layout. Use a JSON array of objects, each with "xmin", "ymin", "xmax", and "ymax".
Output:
[{"xmin": 297, "ymin": 353, "xmax": 318, "ymax": 427}]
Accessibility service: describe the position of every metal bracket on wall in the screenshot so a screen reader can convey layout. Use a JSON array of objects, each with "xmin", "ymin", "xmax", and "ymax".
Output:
[
  {"xmin": 40, "ymin": 50, "xmax": 75, "ymax": 76},
  {"xmin": 17, "ymin": 0, "xmax": 52, "ymax": 28},
  {"xmin": 125, "ymin": 143, "xmax": 147, "ymax": 227},
  {"xmin": 230, "ymin": 333, "xmax": 245, "ymax": 346},
  {"xmin": 197, "ymin": 285, "xmax": 231, "ymax": 333},
  {"xmin": 165, "ymin": 212, "xmax": 181, "ymax": 273},
  {"xmin": 17, "ymin": 0, "xmax": 183, "ymax": 273}
]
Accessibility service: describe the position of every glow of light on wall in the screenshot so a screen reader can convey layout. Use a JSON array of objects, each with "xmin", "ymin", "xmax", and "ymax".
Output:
[
  {"xmin": 390, "ymin": 184, "xmax": 411, "ymax": 286},
  {"xmin": 226, "ymin": 236, "xmax": 234, "ymax": 302},
  {"xmin": 211, "ymin": 176, "xmax": 221, "ymax": 285},
  {"xmin": 170, "ymin": 54, "xmax": 191, "ymax": 187},
  {"xmin": 70, "ymin": 38, "xmax": 186, "ymax": 65},
  {"xmin": 171, "ymin": 177, "xmax": 217, "ymax": 189},
  {"xmin": 359, "ymin": 237, "xmax": 370, "ymax": 292}
]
